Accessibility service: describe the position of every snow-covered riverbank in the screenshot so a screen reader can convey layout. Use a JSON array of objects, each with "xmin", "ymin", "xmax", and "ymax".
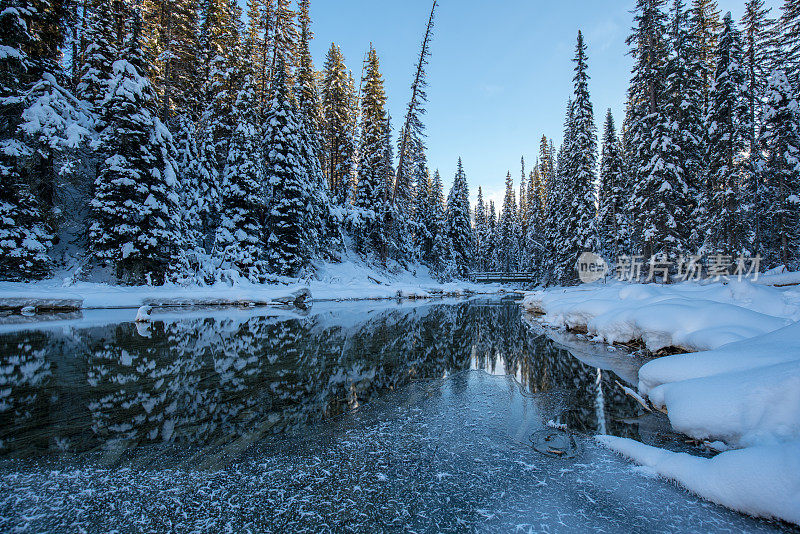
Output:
[
  {"xmin": 522, "ymin": 280, "xmax": 800, "ymax": 526},
  {"xmin": 0, "ymin": 260, "xmax": 505, "ymax": 312}
]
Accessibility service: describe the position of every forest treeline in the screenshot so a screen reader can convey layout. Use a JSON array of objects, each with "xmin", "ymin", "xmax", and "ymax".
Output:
[
  {"xmin": 1, "ymin": 0, "xmax": 799, "ymax": 286},
  {"xmin": 479, "ymin": 0, "xmax": 800, "ymax": 284}
]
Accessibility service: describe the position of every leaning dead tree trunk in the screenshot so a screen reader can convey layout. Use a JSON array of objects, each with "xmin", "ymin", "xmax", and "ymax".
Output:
[{"xmin": 393, "ymin": 0, "xmax": 437, "ymax": 204}]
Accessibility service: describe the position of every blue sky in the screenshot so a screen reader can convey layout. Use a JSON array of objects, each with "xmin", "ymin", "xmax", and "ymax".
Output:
[{"xmin": 300, "ymin": 0, "xmax": 781, "ymax": 207}]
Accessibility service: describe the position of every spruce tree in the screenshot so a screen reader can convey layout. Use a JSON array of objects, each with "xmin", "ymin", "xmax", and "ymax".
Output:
[
  {"xmin": 445, "ymin": 158, "xmax": 473, "ymax": 277},
  {"xmin": 690, "ymin": 0, "xmax": 722, "ymax": 112},
  {"xmin": 486, "ymin": 200, "xmax": 498, "ymax": 271},
  {"xmin": 321, "ymin": 43, "xmax": 356, "ymax": 204},
  {"xmin": 558, "ymin": 31, "xmax": 598, "ymax": 284},
  {"xmin": 264, "ymin": 62, "xmax": 314, "ymax": 276},
  {"xmin": 667, "ymin": 0, "xmax": 707, "ymax": 250},
  {"xmin": 597, "ymin": 110, "xmax": 627, "ymax": 262},
  {"xmin": 354, "ymin": 46, "xmax": 389, "ymax": 257},
  {"xmin": 429, "ymin": 168, "xmax": 452, "ymax": 277},
  {"xmin": 705, "ymin": 12, "xmax": 752, "ymax": 257},
  {"xmin": 781, "ymin": 0, "xmax": 800, "ymax": 88},
  {"xmin": 627, "ymin": 0, "xmax": 692, "ymax": 261},
  {"xmin": 498, "ymin": 172, "xmax": 519, "ymax": 273},
  {"xmin": 141, "ymin": 0, "xmax": 200, "ymax": 121},
  {"xmin": 524, "ymin": 164, "xmax": 544, "ymax": 275},
  {"xmin": 0, "ymin": 0, "xmax": 53, "ymax": 279},
  {"xmin": 214, "ymin": 69, "xmax": 267, "ymax": 283},
  {"xmin": 757, "ymin": 69, "xmax": 800, "ymax": 269},
  {"xmin": 474, "ymin": 187, "xmax": 488, "ymax": 271},
  {"xmin": 76, "ymin": 1, "xmax": 117, "ymax": 117},
  {"xmin": 411, "ymin": 169, "xmax": 433, "ymax": 263},
  {"xmin": 89, "ymin": 16, "xmax": 182, "ymax": 284}
]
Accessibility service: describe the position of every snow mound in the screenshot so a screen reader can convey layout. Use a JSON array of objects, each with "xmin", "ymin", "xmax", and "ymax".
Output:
[
  {"xmin": 523, "ymin": 280, "xmax": 800, "ymax": 352},
  {"xmin": 525, "ymin": 280, "xmax": 800, "ymax": 525},
  {"xmin": 596, "ymin": 435, "xmax": 800, "ymax": 526}
]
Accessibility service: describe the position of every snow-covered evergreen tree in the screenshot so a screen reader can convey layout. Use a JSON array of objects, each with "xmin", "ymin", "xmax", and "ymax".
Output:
[
  {"xmin": 76, "ymin": 1, "xmax": 117, "ymax": 118},
  {"xmin": 474, "ymin": 187, "xmax": 488, "ymax": 271},
  {"xmin": 411, "ymin": 168, "xmax": 433, "ymax": 263},
  {"xmin": 89, "ymin": 16, "xmax": 183, "ymax": 284},
  {"xmin": 321, "ymin": 43, "xmax": 356, "ymax": 205},
  {"xmin": 556, "ymin": 31, "xmax": 598, "ymax": 284},
  {"xmin": 214, "ymin": 69, "xmax": 267, "ymax": 283},
  {"xmin": 757, "ymin": 69, "xmax": 800, "ymax": 269},
  {"xmin": 596, "ymin": 109, "xmax": 627, "ymax": 262},
  {"xmin": 498, "ymin": 172, "xmax": 519, "ymax": 273},
  {"xmin": 264, "ymin": 62, "xmax": 314, "ymax": 276},
  {"xmin": 781, "ymin": 0, "xmax": 800, "ymax": 88},
  {"xmin": 445, "ymin": 158, "xmax": 472, "ymax": 277},
  {"xmin": 690, "ymin": 0, "xmax": 722, "ymax": 112},
  {"xmin": 0, "ymin": 0, "xmax": 53, "ymax": 278},
  {"xmin": 704, "ymin": 12, "xmax": 753, "ymax": 257},
  {"xmin": 667, "ymin": 0, "xmax": 707, "ymax": 250},
  {"xmin": 524, "ymin": 164, "xmax": 544, "ymax": 275},
  {"xmin": 354, "ymin": 46, "xmax": 390, "ymax": 257}
]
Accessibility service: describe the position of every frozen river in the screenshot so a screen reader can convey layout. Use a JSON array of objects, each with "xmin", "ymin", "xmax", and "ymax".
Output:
[{"xmin": 0, "ymin": 299, "xmax": 793, "ymax": 532}]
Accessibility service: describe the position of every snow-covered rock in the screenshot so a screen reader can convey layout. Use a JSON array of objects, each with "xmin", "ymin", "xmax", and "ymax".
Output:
[{"xmin": 135, "ymin": 306, "xmax": 152, "ymax": 323}]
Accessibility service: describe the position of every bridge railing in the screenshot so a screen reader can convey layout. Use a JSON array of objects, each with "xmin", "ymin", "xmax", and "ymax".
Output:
[{"xmin": 468, "ymin": 272, "xmax": 537, "ymax": 283}]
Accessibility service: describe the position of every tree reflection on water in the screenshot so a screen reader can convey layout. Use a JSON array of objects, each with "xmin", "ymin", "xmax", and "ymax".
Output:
[{"xmin": 0, "ymin": 300, "xmax": 641, "ymax": 459}]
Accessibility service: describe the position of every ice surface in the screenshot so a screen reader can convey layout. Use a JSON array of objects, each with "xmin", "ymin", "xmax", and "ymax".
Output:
[
  {"xmin": 0, "ymin": 372, "xmax": 790, "ymax": 533},
  {"xmin": 0, "ymin": 300, "xmax": 791, "ymax": 532}
]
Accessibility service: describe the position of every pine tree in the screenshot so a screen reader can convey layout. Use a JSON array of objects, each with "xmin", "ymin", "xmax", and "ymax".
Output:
[
  {"xmin": 597, "ymin": 110, "xmax": 627, "ymax": 262},
  {"xmin": 445, "ymin": 158, "xmax": 472, "ymax": 277},
  {"xmin": 757, "ymin": 69, "xmax": 800, "ymax": 269},
  {"xmin": 264, "ymin": 62, "xmax": 314, "ymax": 276},
  {"xmin": 89, "ymin": 15, "xmax": 182, "ymax": 284},
  {"xmin": 705, "ymin": 12, "xmax": 752, "ymax": 257},
  {"xmin": 321, "ymin": 43, "xmax": 356, "ymax": 204}
]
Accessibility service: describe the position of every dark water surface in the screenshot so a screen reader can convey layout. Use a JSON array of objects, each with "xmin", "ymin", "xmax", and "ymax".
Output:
[{"xmin": 0, "ymin": 299, "xmax": 792, "ymax": 532}]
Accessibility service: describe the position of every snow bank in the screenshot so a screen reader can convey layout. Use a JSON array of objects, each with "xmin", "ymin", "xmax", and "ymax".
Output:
[
  {"xmin": 0, "ymin": 260, "xmax": 504, "ymax": 311},
  {"xmin": 596, "ymin": 436, "xmax": 800, "ymax": 526},
  {"xmin": 525, "ymin": 280, "xmax": 800, "ymax": 525},
  {"xmin": 638, "ymin": 321, "xmax": 800, "ymax": 393},
  {"xmin": 648, "ymin": 360, "xmax": 800, "ymax": 447},
  {"xmin": 638, "ymin": 322, "xmax": 800, "ymax": 448},
  {"xmin": 522, "ymin": 280, "xmax": 800, "ymax": 352}
]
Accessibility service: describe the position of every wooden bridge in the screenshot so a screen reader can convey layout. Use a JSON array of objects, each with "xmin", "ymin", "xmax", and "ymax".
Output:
[{"xmin": 468, "ymin": 272, "xmax": 537, "ymax": 284}]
